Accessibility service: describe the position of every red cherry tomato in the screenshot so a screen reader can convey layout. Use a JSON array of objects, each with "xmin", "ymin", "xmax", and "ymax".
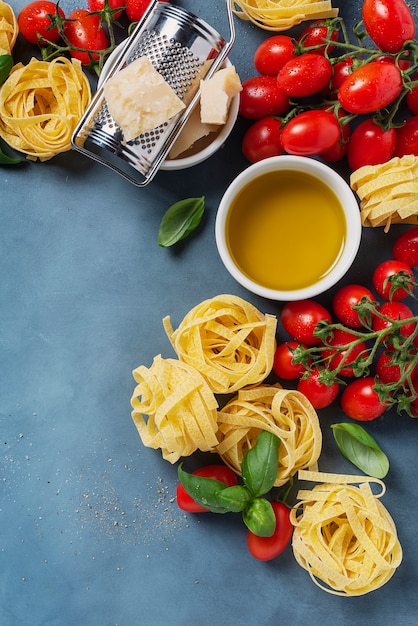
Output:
[
  {"xmin": 239, "ymin": 76, "xmax": 290, "ymax": 120},
  {"xmin": 277, "ymin": 53, "xmax": 332, "ymax": 97},
  {"xmin": 297, "ymin": 367, "xmax": 340, "ymax": 409},
  {"xmin": 376, "ymin": 347, "xmax": 417, "ymax": 384},
  {"xmin": 372, "ymin": 259, "xmax": 415, "ymax": 301},
  {"xmin": 332, "ymin": 284, "xmax": 375, "ymax": 328},
  {"xmin": 125, "ymin": 0, "xmax": 166, "ymax": 23},
  {"xmin": 340, "ymin": 377, "xmax": 388, "ymax": 420},
  {"xmin": 330, "ymin": 57, "xmax": 354, "ymax": 92},
  {"xmin": 322, "ymin": 329, "xmax": 368, "ymax": 377},
  {"xmin": 406, "ymin": 73, "xmax": 418, "ymax": 115},
  {"xmin": 338, "ymin": 61, "xmax": 402, "ymax": 114},
  {"xmin": 393, "ymin": 227, "xmax": 418, "ymax": 267},
  {"xmin": 298, "ymin": 19, "xmax": 339, "ymax": 55},
  {"xmin": 64, "ymin": 9, "xmax": 109, "ymax": 64},
  {"xmin": 18, "ymin": 0, "xmax": 65, "ymax": 45},
  {"xmin": 273, "ymin": 341, "xmax": 307, "ymax": 380},
  {"xmin": 176, "ymin": 465, "xmax": 238, "ymax": 513},
  {"xmin": 347, "ymin": 118, "xmax": 396, "ymax": 172},
  {"xmin": 320, "ymin": 109, "xmax": 350, "ymax": 162},
  {"xmin": 394, "ymin": 116, "xmax": 418, "ymax": 157},
  {"xmin": 280, "ymin": 109, "xmax": 340, "ymax": 156},
  {"xmin": 281, "ymin": 299, "xmax": 332, "ymax": 345},
  {"xmin": 88, "ymin": 0, "xmax": 125, "ymax": 19},
  {"xmin": 247, "ymin": 501, "xmax": 293, "ymax": 561},
  {"xmin": 242, "ymin": 117, "xmax": 283, "ymax": 163},
  {"xmin": 253, "ymin": 35, "xmax": 296, "ymax": 76},
  {"xmin": 362, "ymin": 0, "xmax": 416, "ymax": 53},
  {"xmin": 372, "ymin": 301, "xmax": 416, "ymax": 338}
]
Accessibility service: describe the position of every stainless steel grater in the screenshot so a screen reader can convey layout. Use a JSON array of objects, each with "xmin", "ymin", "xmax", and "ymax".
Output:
[{"xmin": 71, "ymin": 0, "xmax": 236, "ymax": 186}]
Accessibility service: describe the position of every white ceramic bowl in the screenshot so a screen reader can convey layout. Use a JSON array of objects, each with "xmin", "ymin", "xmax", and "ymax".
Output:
[
  {"xmin": 215, "ymin": 156, "xmax": 362, "ymax": 301},
  {"xmin": 98, "ymin": 42, "xmax": 239, "ymax": 170}
]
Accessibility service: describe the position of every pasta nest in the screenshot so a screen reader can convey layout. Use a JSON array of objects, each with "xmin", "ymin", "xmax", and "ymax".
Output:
[
  {"xmin": 215, "ymin": 384, "xmax": 322, "ymax": 486},
  {"xmin": 232, "ymin": 0, "xmax": 338, "ymax": 32},
  {"xmin": 131, "ymin": 355, "xmax": 219, "ymax": 464},
  {"xmin": 0, "ymin": 57, "xmax": 91, "ymax": 161},
  {"xmin": 163, "ymin": 294, "xmax": 277, "ymax": 394},
  {"xmin": 0, "ymin": 1, "xmax": 18, "ymax": 56},
  {"xmin": 291, "ymin": 471, "xmax": 403, "ymax": 596}
]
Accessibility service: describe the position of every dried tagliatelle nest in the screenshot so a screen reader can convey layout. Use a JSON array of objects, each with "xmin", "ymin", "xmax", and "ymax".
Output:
[
  {"xmin": 130, "ymin": 355, "xmax": 219, "ymax": 463},
  {"xmin": 0, "ymin": 0, "xmax": 18, "ymax": 56},
  {"xmin": 291, "ymin": 471, "xmax": 403, "ymax": 596},
  {"xmin": 216, "ymin": 385, "xmax": 322, "ymax": 486},
  {"xmin": 350, "ymin": 155, "xmax": 418, "ymax": 231},
  {"xmin": 0, "ymin": 56, "xmax": 91, "ymax": 161},
  {"xmin": 163, "ymin": 294, "xmax": 277, "ymax": 394},
  {"xmin": 232, "ymin": 0, "xmax": 338, "ymax": 32}
]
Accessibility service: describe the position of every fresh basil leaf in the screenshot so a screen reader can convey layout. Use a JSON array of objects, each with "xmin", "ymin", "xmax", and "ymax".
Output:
[
  {"xmin": 241, "ymin": 430, "xmax": 280, "ymax": 497},
  {"xmin": 242, "ymin": 498, "xmax": 276, "ymax": 537},
  {"xmin": 0, "ymin": 54, "xmax": 12, "ymax": 85},
  {"xmin": 215, "ymin": 485, "xmax": 251, "ymax": 512},
  {"xmin": 158, "ymin": 196, "xmax": 205, "ymax": 247},
  {"xmin": 0, "ymin": 141, "xmax": 24, "ymax": 165},
  {"xmin": 331, "ymin": 422, "xmax": 389, "ymax": 479},
  {"xmin": 177, "ymin": 464, "xmax": 231, "ymax": 513}
]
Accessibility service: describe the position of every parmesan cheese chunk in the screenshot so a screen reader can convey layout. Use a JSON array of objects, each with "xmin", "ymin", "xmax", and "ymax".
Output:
[
  {"xmin": 200, "ymin": 66, "xmax": 242, "ymax": 125},
  {"xmin": 103, "ymin": 56, "xmax": 186, "ymax": 142},
  {"xmin": 168, "ymin": 105, "xmax": 218, "ymax": 159}
]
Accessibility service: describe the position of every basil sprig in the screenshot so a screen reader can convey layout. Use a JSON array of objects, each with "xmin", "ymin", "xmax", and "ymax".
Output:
[
  {"xmin": 158, "ymin": 196, "xmax": 205, "ymax": 247},
  {"xmin": 0, "ymin": 54, "xmax": 12, "ymax": 85},
  {"xmin": 331, "ymin": 422, "xmax": 389, "ymax": 479},
  {"xmin": 0, "ymin": 139, "xmax": 24, "ymax": 166},
  {"xmin": 177, "ymin": 430, "xmax": 280, "ymax": 536}
]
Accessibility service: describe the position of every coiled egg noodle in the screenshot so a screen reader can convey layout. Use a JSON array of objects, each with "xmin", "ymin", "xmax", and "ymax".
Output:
[
  {"xmin": 291, "ymin": 470, "xmax": 403, "ymax": 596},
  {"xmin": 130, "ymin": 355, "xmax": 219, "ymax": 464},
  {"xmin": 0, "ymin": 56, "xmax": 91, "ymax": 161},
  {"xmin": 215, "ymin": 385, "xmax": 322, "ymax": 486},
  {"xmin": 163, "ymin": 294, "xmax": 277, "ymax": 394},
  {"xmin": 0, "ymin": 1, "xmax": 18, "ymax": 55},
  {"xmin": 232, "ymin": 0, "xmax": 338, "ymax": 31}
]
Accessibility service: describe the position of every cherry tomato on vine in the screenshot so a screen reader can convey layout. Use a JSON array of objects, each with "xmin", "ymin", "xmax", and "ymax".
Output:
[
  {"xmin": 298, "ymin": 19, "xmax": 339, "ymax": 55},
  {"xmin": 273, "ymin": 341, "xmax": 307, "ymax": 380},
  {"xmin": 340, "ymin": 377, "xmax": 388, "ymax": 420},
  {"xmin": 64, "ymin": 9, "xmax": 109, "ymax": 64},
  {"xmin": 362, "ymin": 0, "xmax": 416, "ymax": 53},
  {"xmin": 281, "ymin": 299, "xmax": 332, "ymax": 345},
  {"xmin": 277, "ymin": 53, "xmax": 332, "ymax": 97},
  {"xmin": 347, "ymin": 118, "xmax": 396, "ymax": 172},
  {"xmin": 394, "ymin": 116, "xmax": 418, "ymax": 157},
  {"xmin": 87, "ymin": 0, "xmax": 125, "ymax": 19},
  {"xmin": 338, "ymin": 61, "xmax": 402, "ymax": 114},
  {"xmin": 176, "ymin": 465, "xmax": 238, "ymax": 513},
  {"xmin": 242, "ymin": 117, "xmax": 283, "ymax": 163},
  {"xmin": 253, "ymin": 35, "xmax": 295, "ymax": 76},
  {"xmin": 332, "ymin": 284, "xmax": 375, "ymax": 328},
  {"xmin": 18, "ymin": 0, "xmax": 65, "ymax": 45},
  {"xmin": 372, "ymin": 259, "xmax": 415, "ymax": 301},
  {"xmin": 330, "ymin": 57, "xmax": 354, "ymax": 92},
  {"xmin": 376, "ymin": 347, "xmax": 417, "ymax": 384},
  {"xmin": 280, "ymin": 109, "xmax": 340, "ymax": 156},
  {"xmin": 372, "ymin": 301, "xmax": 416, "ymax": 338},
  {"xmin": 297, "ymin": 367, "xmax": 340, "ymax": 409},
  {"xmin": 247, "ymin": 501, "xmax": 293, "ymax": 561},
  {"xmin": 239, "ymin": 76, "xmax": 290, "ymax": 120},
  {"xmin": 406, "ymin": 73, "xmax": 418, "ymax": 115},
  {"xmin": 322, "ymin": 329, "xmax": 369, "ymax": 377},
  {"xmin": 125, "ymin": 0, "xmax": 166, "ymax": 23},
  {"xmin": 320, "ymin": 108, "xmax": 350, "ymax": 162},
  {"xmin": 393, "ymin": 227, "xmax": 418, "ymax": 267}
]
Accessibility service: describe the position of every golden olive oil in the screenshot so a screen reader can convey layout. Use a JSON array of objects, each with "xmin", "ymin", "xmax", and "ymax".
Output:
[{"xmin": 226, "ymin": 170, "xmax": 346, "ymax": 291}]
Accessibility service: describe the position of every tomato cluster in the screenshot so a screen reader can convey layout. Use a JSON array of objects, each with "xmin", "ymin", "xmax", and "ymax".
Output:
[
  {"xmin": 273, "ymin": 228, "xmax": 418, "ymax": 421},
  {"xmin": 240, "ymin": 0, "xmax": 418, "ymax": 170},
  {"xmin": 17, "ymin": 0, "xmax": 165, "ymax": 70}
]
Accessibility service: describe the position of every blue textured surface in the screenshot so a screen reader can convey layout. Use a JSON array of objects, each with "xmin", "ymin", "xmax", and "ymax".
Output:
[{"xmin": 1, "ymin": 1, "xmax": 418, "ymax": 625}]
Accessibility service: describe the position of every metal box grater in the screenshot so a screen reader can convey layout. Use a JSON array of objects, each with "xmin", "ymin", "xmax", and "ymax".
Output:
[{"xmin": 71, "ymin": 0, "xmax": 235, "ymax": 186}]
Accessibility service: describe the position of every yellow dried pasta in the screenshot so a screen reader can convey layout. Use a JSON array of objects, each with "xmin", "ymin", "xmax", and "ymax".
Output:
[
  {"xmin": 0, "ymin": 56, "xmax": 91, "ymax": 161},
  {"xmin": 163, "ymin": 294, "xmax": 277, "ymax": 394},
  {"xmin": 130, "ymin": 355, "xmax": 219, "ymax": 463},
  {"xmin": 0, "ymin": 0, "xmax": 18, "ymax": 56},
  {"xmin": 291, "ymin": 471, "xmax": 403, "ymax": 596},
  {"xmin": 232, "ymin": 0, "xmax": 338, "ymax": 31},
  {"xmin": 350, "ymin": 155, "xmax": 418, "ymax": 231},
  {"xmin": 216, "ymin": 385, "xmax": 322, "ymax": 486}
]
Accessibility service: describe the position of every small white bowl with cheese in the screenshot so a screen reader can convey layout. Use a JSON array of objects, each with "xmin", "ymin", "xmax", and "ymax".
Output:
[{"xmin": 98, "ymin": 43, "xmax": 241, "ymax": 170}]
